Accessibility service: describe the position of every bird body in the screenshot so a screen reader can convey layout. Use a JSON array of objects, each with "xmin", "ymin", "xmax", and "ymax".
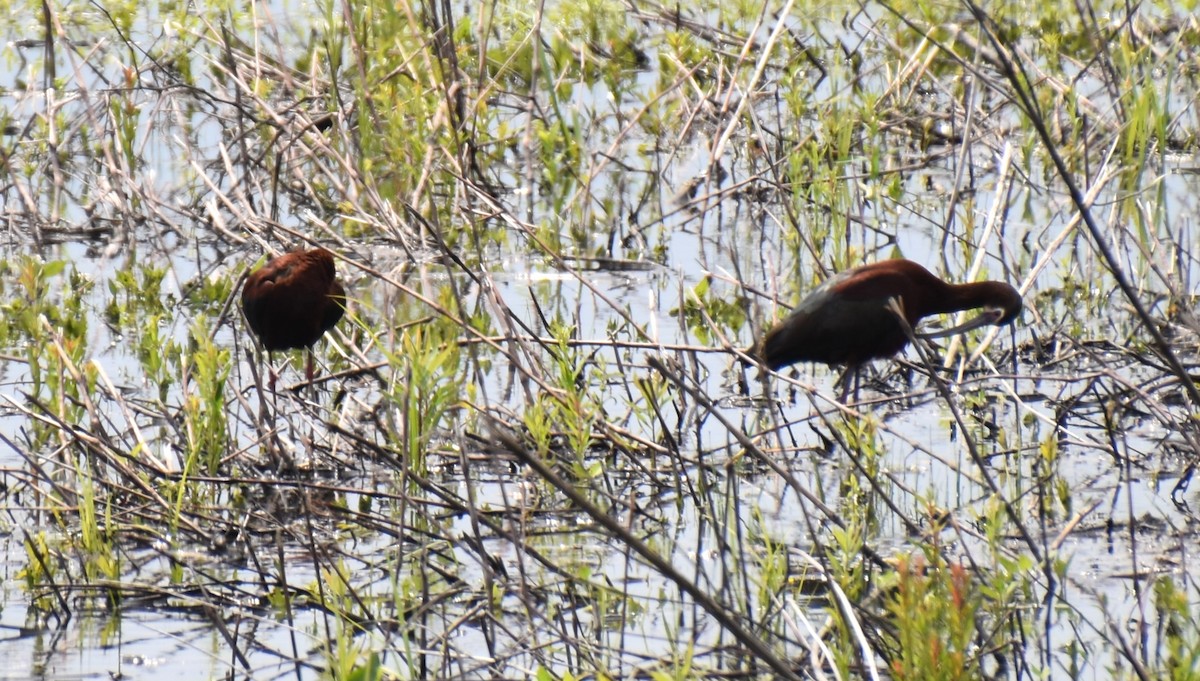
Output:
[
  {"xmin": 754, "ymin": 259, "xmax": 1021, "ymax": 371},
  {"xmin": 242, "ymin": 248, "xmax": 346, "ymax": 386}
]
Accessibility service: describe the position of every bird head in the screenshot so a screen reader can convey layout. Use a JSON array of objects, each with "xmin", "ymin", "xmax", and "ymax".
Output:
[{"xmin": 920, "ymin": 282, "xmax": 1022, "ymax": 339}]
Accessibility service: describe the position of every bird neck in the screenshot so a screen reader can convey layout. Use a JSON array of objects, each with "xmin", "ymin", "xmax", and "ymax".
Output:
[{"xmin": 936, "ymin": 281, "xmax": 1015, "ymax": 316}]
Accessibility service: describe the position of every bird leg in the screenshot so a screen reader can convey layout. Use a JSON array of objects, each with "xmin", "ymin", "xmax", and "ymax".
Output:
[
  {"xmin": 306, "ymin": 349, "xmax": 316, "ymax": 384},
  {"xmin": 833, "ymin": 365, "xmax": 861, "ymax": 404},
  {"xmin": 267, "ymin": 352, "xmax": 278, "ymax": 392}
]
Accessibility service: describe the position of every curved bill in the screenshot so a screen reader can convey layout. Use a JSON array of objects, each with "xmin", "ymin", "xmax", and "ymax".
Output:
[{"xmin": 918, "ymin": 309, "xmax": 1005, "ymax": 340}]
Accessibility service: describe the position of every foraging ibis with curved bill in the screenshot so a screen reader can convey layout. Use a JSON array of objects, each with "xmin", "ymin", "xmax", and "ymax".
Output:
[
  {"xmin": 242, "ymin": 248, "xmax": 346, "ymax": 389},
  {"xmin": 750, "ymin": 258, "xmax": 1021, "ymax": 393}
]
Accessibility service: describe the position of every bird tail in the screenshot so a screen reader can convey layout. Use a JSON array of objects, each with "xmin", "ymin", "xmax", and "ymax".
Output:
[
  {"xmin": 752, "ymin": 324, "xmax": 791, "ymax": 370},
  {"xmin": 740, "ymin": 341, "xmax": 766, "ymax": 368}
]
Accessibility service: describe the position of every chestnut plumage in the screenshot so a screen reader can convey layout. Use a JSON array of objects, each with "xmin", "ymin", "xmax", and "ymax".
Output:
[
  {"xmin": 753, "ymin": 258, "xmax": 1021, "ymax": 371},
  {"xmin": 242, "ymin": 248, "xmax": 346, "ymax": 386}
]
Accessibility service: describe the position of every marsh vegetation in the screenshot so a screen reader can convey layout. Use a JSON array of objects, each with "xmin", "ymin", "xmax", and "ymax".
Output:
[{"xmin": 1, "ymin": 0, "xmax": 1200, "ymax": 679}]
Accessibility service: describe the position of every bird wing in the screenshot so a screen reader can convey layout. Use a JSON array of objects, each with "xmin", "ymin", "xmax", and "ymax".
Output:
[{"xmin": 761, "ymin": 267, "xmax": 915, "ymax": 367}]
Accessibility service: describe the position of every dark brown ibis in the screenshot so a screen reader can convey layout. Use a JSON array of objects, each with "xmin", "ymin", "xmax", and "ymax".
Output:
[
  {"xmin": 751, "ymin": 258, "xmax": 1021, "ymax": 395},
  {"xmin": 242, "ymin": 248, "xmax": 346, "ymax": 389}
]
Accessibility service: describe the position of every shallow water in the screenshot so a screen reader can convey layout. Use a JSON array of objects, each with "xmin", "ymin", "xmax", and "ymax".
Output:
[{"xmin": 2, "ymin": 1, "xmax": 1200, "ymax": 679}]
